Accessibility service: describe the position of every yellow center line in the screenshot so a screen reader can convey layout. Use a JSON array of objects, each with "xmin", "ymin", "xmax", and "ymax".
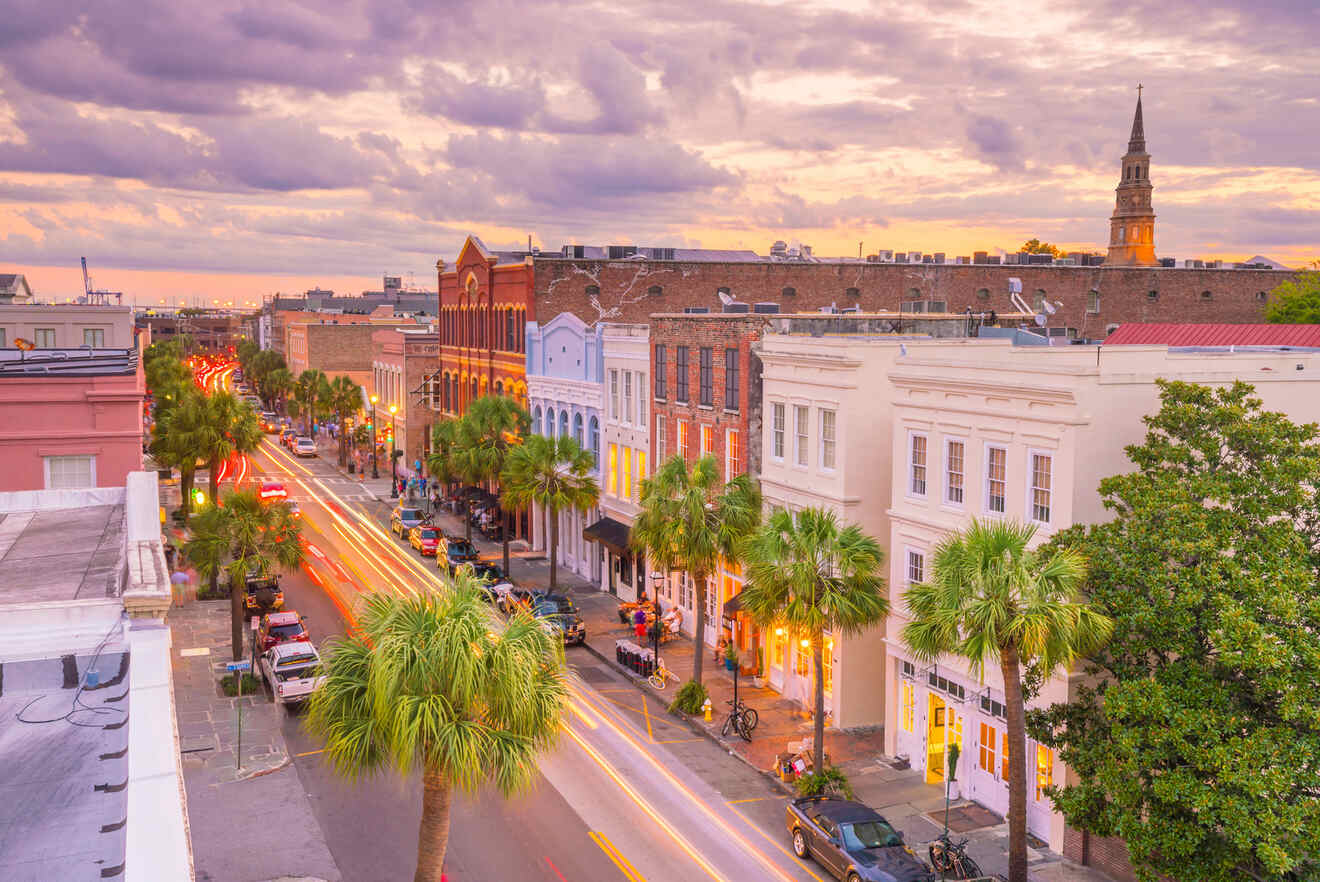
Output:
[
  {"xmin": 642, "ymin": 695, "xmax": 654, "ymax": 743},
  {"xmin": 724, "ymin": 801, "xmax": 826, "ymax": 882},
  {"xmin": 589, "ymin": 831, "xmax": 646, "ymax": 882},
  {"xmin": 293, "ymin": 748, "xmax": 325, "ymax": 758},
  {"xmin": 726, "ymin": 796, "xmax": 778, "ymax": 805}
]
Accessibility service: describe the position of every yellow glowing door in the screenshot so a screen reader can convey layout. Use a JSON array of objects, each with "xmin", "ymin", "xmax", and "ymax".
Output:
[{"xmin": 926, "ymin": 693, "xmax": 947, "ymax": 785}]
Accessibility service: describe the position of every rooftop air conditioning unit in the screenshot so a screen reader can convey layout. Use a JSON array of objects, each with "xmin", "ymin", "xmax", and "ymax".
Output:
[
  {"xmin": 683, "ymin": 306, "xmax": 710, "ymax": 314},
  {"xmin": 722, "ymin": 302, "xmax": 750, "ymax": 313},
  {"xmin": 752, "ymin": 302, "xmax": 780, "ymax": 314}
]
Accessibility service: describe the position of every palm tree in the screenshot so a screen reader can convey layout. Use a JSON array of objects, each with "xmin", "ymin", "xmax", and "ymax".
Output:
[
  {"xmin": 306, "ymin": 572, "xmax": 568, "ymax": 882},
  {"xmin": 295, "ymin": 369, "xmax": 328, "ymax": 433},
  {"xmin": 195, "ymin": 391, "xmax": 264, "ymax": 510},
  {"xmin": 152, "ymin": 387, "xmax": 207, "ymax": 516},
  {"xmin": 454, "ymin": 396, "xmax": 529, "ymax": 573},
  {"xmin": 264, "ymin": 366, "xmax": 295, "ymax": 414},
  {"xmin": 500, "ymin": 434, "xmax": 599, "ymax": 590},
  {"xmin": 325, "ymin": 375, "xmax": 364, "ymax": 466},
  {"xmin": 739, "ymin": 506, "xmax": 888, "ymax": 777},
  {"xmin": 902, "ymin": 519, "xmax": 1112, "ymax": 882},
  {"xmin": 426, "ymin": 419, "xmax": 463, "ymax": 498},
  {"xmin": 630, "ymin": 454, "xmax": 761, "ymax": 688},
  {"xmin": 183, "ymin": 487, "xmax": 303, "ymax": 659}
]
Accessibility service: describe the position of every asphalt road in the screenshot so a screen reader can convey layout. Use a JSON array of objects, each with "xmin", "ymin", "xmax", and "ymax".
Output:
[{"xmin": 243, "ymin": 426, "xmax": 821, "ymax": 882}]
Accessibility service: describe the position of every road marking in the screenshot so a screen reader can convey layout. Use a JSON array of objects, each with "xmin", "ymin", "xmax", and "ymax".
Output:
[
  {"xmin": 293, "ymin": 748, "xmax": 325, "ymax": 758},
  {"xmin": 642, "ymin": 695, "xmax": 654, "ymax": 742},
  {"xmin": 724, "ymin": 801, "xmax": 826, "ymax": 882},
  {"xmin": 544, "ymin": 855, "xmax": 568, "ymax": 882},
  {"xmin": 588, "ymin": 831, "xmax": 646, "ymax": 882},
  {"xmin": 726, "ymin": 796, "xmax": 775, "ymax": 804}
]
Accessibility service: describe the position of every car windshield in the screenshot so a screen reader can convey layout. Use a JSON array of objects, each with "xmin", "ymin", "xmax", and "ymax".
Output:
[
  {"xmin": 268, "ymin": 624, "xmax": 305, "ymax": 639},
  {"xmin": 399, "ymin": 509, "xmax": 422, "ymax": 520},
  {"xmin": 545, "ymin": 597, "xmax": 576, "ymax": 614},
  {"xmin": 273, "ymin": 663, "xmax": 319, "ymax": 682},
  {"xmin": 420, "ymin": 528, "xmax": 439, "ymax": 539},
  {"xmin": 841, "ymin": 820, "xmax": 902, "ymax": 850},
  {"xmin": 448, "ymin": 541, "xmax": 475, "ymax": 556},
  {"xmin": 533, "ymin": 601, "xmax": 562, "ymax": 618}
]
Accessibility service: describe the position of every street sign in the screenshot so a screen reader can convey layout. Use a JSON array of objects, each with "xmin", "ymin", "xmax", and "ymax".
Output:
[{"xmin": 225, "ymin": 661, "xmax": 251, "ymax": 672}]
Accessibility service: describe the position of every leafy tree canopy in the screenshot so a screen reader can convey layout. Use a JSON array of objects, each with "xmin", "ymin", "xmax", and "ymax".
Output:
[
  {"xmin": 1020, "ymin": 238, "xmax": 1061, "ymax": 256},
  {"xmin": 1028, "ymin": 380, "xmax": 1320, "ymax": 882},
  {"xmin": 1264, "ymin": 264, "xmax": 1320, "ymax": 324}
]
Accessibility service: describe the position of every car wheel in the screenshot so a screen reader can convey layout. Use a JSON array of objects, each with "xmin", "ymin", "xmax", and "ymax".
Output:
[
  {"xmin": 847, "ymin": 874, "xmax": 861, "ymax": 882},
  {"xmin": 792, "ymin": 828, "xmax": 809, "ymax": 859}
]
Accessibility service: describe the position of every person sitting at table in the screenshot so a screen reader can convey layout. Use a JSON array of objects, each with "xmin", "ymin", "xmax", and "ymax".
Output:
[{"xmin": 662, "ymin": 604, "xmax": 683, "ymax": 635}]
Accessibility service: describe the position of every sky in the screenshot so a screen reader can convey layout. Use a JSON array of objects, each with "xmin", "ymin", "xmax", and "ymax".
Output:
[{"xmin": 1, "ymin": 0, "xmax": 1318, "ymax": 306}]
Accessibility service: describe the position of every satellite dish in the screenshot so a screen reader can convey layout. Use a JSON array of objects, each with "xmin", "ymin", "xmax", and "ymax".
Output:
[
  {"xmin": 717, "ymin": 290, "xmax": 734, "ymax": 306},
  {"xmin": 1034, "ymin": 314, "xmax": 1047, "ymax": 327},
  {"xmin": 1042, "ymin": 300, "xmax": 1058, "ymax": 316}
]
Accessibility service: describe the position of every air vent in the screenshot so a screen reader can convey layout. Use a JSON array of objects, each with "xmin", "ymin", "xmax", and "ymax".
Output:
[
  {"xmin": 722, "ymin": 302, "xmax": 749, "ymax": 313},
  {"xmin": 608, "ymin": 245, "xmax": 638, "ymax": 260},
  {"xmin": 683, "ymin": 306, "xmax": 710, "ymax": 314},
  {"xmin": 752, "ymin": 303, "xmax": 780, "ymax": 314}
]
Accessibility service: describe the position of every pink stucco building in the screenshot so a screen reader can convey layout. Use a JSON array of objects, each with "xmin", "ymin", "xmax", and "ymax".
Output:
[{"xmin": 0, "ymin": 347, "xmax": 145, "ymax": 492}]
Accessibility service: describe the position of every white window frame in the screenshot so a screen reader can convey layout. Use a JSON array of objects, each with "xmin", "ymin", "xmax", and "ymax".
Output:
[
  {"xmin": 725, "ymin": 428, "xmax": 741, "ymax": 479},
  {"xmin": 83, "ymin": 328, "xmax": 105, "ymax": 348},
  {"xmin": 623, "ymin": 371, "xmax": 633, "ymax": 425},
  {"xmin": 609, "ymin": 369, "xmax": 619, "ymax": 421},
  {"xmin": 907, "ymin": 431, "xmax": 928, "ymax": 498},
  {"xmin": 984, "ymin": 443, "xmax": 1008, "ymax": 516},
  {"xmin": 655, "ymin": 414, "xmax": 666, "ymax": 461},
  {"xmin": 1026, "ymin": 448, "xmax": 1054, "ymax": 525},
  {"xmin": 943, "ymin": 436, "xmax": 966, "ymax": 508},
  {"xmin": 44, "ymin": 454, "xmax": 96, "ymax": 490},
  {"xmin": 819, "ymin": 409, "xmax": 836, "ymax": 471},
  {"xmin": 35, "ymin": 327, "xmax": 56, "ymax": 348},
  {"xmin": 793, "ymin": 405, "xmax": 809, "ymax": 467},
  {"xmin": 771, "ymin": 402, "xmax": 785, "ymax": 461},
  {"xmin": 700, "ymin": 423, "xmax": 713, "ymax": 459},
  {"xmin": 637, "ymin": 373, "xmax": 647, "ymax": 426},
  {"xmin": 901, "ymin": 546, "xmax": 925, "ymax": 617}
]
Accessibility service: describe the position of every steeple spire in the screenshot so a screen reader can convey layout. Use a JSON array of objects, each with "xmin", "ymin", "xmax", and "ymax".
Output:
[{"xmin": 1128, "ymin": 84, "xmax": 1146, "ymax": 153}]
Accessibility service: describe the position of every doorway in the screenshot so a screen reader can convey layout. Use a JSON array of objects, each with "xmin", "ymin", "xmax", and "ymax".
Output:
[{"xmin": 926, "ymin": 693, "xmax": 947, "ymax": 785}]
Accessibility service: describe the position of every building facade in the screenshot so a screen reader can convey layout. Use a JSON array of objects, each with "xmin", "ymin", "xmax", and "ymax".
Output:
[
  {"xmin": 587, "ymin": 323, "xmax": 650, "ymax": 600},
  {"xmin": 0, "ymin": 273, "xmax": 34, "ymax": 303},
  {"xmin": 0, "ymin": 303, "xmax": 134, "ymax": 349},
  {"xmin": 371, "ymin": 329, "xmax": 441, "ymax": 483},
  {"xmin": 525, "ymin": 313, "xmax": 603, "ymax": 583}
]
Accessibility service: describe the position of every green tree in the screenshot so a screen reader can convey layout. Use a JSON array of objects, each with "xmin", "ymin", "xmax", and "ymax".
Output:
[
  {"xmin": 739, "ymin": 507, "xmax": 887, "ymax": 776},
  {"xmin": 144, "ymin": 341, "xmax": 194, "ymax": 424},
  {"xmin": 630, "ymin": 454, "xmax": 761, "ymax": 688},
  {"xmin": 1263, "ymin": 263, "xmax": 1320, "ymax": 323},
  {"xmin": 454, "ymin": 396, "xmax": 529, "ymax": 572},
  {"xmin": 1020, "ymin": 238, "xmax": 1061, "ymax": 256},
  {"xmin": 500, "ymin": 434, "xmax": 599, "ymax": 591},
  {"xmin": 306, "ymin": 573, "xmax": 568, "ymax": 882},
  {"xmin": 248, "ymin": 349, "xmax": 288, "ymax": 407},
  {"xmin": 183, "ymin": 487, "xmax": 303, "ymax": 659},
  {"xmin": 903, "ymin": 519, "xmax": 1110, "ymax": 882},
  {"xmin": 1027, "ymin": 380, "xmax": 1320, "ymax": 882},
  {"xmin": 426, "ymin": 419, "xmax": 463, "ymax": 499},
  {"xmin": 294, "ymin": 369, "xmax": 328, "ymax": 433},
  {"xmin": 264, "ymin": 366, "xmax": 295, "ymax": 414},
  {"xmin": 151, "ymin": 387, "xmax": 207, "ymax": 516},
  {"xmin": 194, "ymin": 391, "xmax": 264, "ymax": 509},
  {"xmin": 325, "ymin": 375, "xmax": 364, "ymax": 466}
]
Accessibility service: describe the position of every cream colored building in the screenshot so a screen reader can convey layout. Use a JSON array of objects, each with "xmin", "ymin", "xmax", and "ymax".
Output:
[
  {"xmin": 0, "ymin": 304, "xmax": 134, "ymax": 349},
  {"xmin": 882, "ymin": 341, "xmax": 1320, "ymax": 853}
]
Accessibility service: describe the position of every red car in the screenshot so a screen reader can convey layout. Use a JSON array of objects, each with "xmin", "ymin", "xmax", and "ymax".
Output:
[
  {"xmin": 257, "ymin": 611, "xmax": 309, "ymax": 652},
  {"xmin": 259, "ymin": 482, "xmax": 287, "ymax": 502},
  {"xmin": 409, "ymin": 525, "xmax": 442, "ymax": 556}
]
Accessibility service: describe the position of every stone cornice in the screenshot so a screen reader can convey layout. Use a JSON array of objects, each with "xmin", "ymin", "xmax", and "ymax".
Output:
[{"xmin": 887, "ymin": 366, "xmax": 1082, "ymax": 407}]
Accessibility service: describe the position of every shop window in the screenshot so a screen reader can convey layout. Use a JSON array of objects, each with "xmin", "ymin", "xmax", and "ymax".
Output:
[
  {"xmin": 978, "ymin": 723, "xmax": 997, "ymax": 774},
  {"xmin": 636, "ymin": 450, "xmax": 646, "ymax": 494},
  {"xmin": 622, "ymin": 445, "xmax": 632, "ymax": 502},
  {"xmin": 607, "ymin": 443, "xmax": 618, "ymax": 496},
  {"xmin": 823, "ymin": 636, "xmax": 833, "ymax": 694},
  {"xmin": 795, "ymin": 639, "xmax": 811, "ymax": 677},
  {"xmin": 1035, "ymin": 745, "xmax": 1054, "ymax": 801},
  {"xmin": 900, "ymin": 682, "xmax": 915, "ymax": 732}
]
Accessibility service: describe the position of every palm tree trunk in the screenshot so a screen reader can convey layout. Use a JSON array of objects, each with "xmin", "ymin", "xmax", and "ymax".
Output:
[
  {"xmin": 180, "ymin": 467, "xmax": 195, "ymax": 517},
  {"xmin": 414, "ymin": 767, "xmax": 453, "ymax": 882},
  {"xmin": 229, "ymin": 571, "xmax": 245, "ymax": 660},
  {"xmin": 209, "ymin": 456, "xmax": 220, "ymax": 507},
  {"xmin": 549, "ymin": 507, "xmax": 559, "ymax": 590},
  {"xmin": 463, "ymin": 496, "xmax": 473, "ymax": 542},
  {"xmin": 1001, "ymin": 644, "xmax": 1028, "ymax": 882},
  {"xmin": 812, "ymin": 627, "xmax": 825, "ymax": 777},
  {"xmin": 502, "ymin": 508, "xmax": 511, "ymax": 575},
  {"xmin": 691, "ymin": 570, "xmax": 706, "ymax": 687}
]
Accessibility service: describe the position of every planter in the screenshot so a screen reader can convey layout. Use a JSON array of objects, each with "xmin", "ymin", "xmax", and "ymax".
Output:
[{"xmin": 724, "ymin": 657, "xmax": 737, "ymax": 672}]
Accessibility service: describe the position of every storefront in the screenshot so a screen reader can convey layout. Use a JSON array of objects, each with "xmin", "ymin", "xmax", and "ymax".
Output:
[{"xmin": 582, "ymin": 516, "xmax": 642, "ymax": 600}]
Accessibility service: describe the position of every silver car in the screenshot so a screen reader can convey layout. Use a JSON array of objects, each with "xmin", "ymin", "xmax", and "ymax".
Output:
[
  {"xmin": 259, "ymin": 641, "xmax": 325, "ymax": 707},
  {"xmin": 294, "ymin": 437, "xmax": 317, "ymax": 457}
]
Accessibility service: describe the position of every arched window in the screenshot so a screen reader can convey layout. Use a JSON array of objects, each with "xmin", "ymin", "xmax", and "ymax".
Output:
[
  {"xmin": 545, "ymin": 408, "xmax": 555, "ymax": 437},
  {"xmin": 495, "ymin": 380, "xmax": 503, "ymax": 397},
  {"xmin": 559, "ymin": 411, "xmax": 568, "ymax": 438},
  {"xmin": 781, "ymin": 286, "xmax": 796, "ymax": 298},
  {"xmin": 976, "ymin": 288, "xmax": 990, "ymax": 300},
  {"xmin": 586, "ymin": 285, "xmax": 600, "ymax": 297},
  {"xmin": 648, "ymin": 285, "xmax": 663, "ymax": 297},
  {"xmin": 442, "ymin": 373, "xmax": 450, "ymax": 411},
  {"xmin": 534, "ymin": 406, "xmax": 542, "ymax": 435},
  {"xmin": 573, "ymin": 413, "xmax": 583, "ymax": 446},
  {"xmin": 506, "ymin": 308, "xmax": 515, "ymax": 351},
  {"xmin": 1118, "ymin": 226, "xmax": 1125, "ymax": 242},
  {"xmin": 845, "ymin": 287, "xmax": 859, "ymax": 299},
  {"xmin": 589, "ymin": 416, "xmax": 600, "ymax": 467},
  {"xmin": 1201, "ymin": 290, "xmax": 1213, "ymax": 301},
  {"xmin": 470, "ymin": 376, "xmax": 478, "ymax": 402}
]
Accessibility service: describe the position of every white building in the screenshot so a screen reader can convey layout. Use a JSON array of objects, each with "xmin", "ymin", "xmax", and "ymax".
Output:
[{"xmin": 0, "ymin": 303, "xmax": 134, "ymax": 349}]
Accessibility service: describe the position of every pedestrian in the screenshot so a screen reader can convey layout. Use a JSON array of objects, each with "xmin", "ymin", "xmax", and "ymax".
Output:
[{"xmin": 633, "ymin": 605, "xmax": 648, "ymax": 641}]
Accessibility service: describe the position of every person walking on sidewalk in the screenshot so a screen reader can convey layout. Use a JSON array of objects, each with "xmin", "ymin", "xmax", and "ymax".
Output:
[{"xmin": 633, "ymin": 605, "xmax": 648, "ymax": 641}]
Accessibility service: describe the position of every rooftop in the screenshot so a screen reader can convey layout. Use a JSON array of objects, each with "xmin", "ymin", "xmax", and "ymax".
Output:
[
  {"xmin": 1104, "ymin": 323, "xmax": 1320, "ymax": 348},
  {"xmin": 0, "ymin": 347, "xmax": 139, "ymax": 377},
  {"xmin": 0, "ymin": 504, "xmax": 126, "ymax": 603}
]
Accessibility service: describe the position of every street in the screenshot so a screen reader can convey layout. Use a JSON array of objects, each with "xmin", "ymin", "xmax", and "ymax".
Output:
[{"xmin": 247, "ymin": 436, "xmax": 824, "ymax": 882}]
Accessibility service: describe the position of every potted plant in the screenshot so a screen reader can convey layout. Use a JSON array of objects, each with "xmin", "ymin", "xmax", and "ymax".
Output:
[
  {"xmin": 752, "ymin": 648, "xmax": 766, "ymax": 688},
  {"xmin": 723, "ymin": 645, "xmax": 739, "ymax": 673}
]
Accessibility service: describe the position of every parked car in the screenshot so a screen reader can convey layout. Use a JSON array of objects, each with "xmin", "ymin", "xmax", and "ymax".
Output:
[
  {"xmin": 260, "ymin": 412, "xmax": 280, "ymax": 432},
  {"xmin": 532, "ymin": 593, "xmax": 586, "ymax": 645},
  {"xmin": 460, "ymin": 561, "xmax": 514, "ymax": 603},
  {"xmin": 257, "ymin": 610, "xmax": 309, "ymax": 652},
  {"xmin": 409, "ymin": 525, "xmax": 442, "ymax": 556},
  {"xmin": 244, "ymin": 575, "xmax": 284, "ymax": 612},
  {"xmin": 280, "ymin": 428, "xmax": 297, "ymax": 448},
  {"xmin": 294, "ymin": 437, "xmax": 317, "ymax": 457},
  {"xmin": 259, "ymin": 640, "xmax": 324, "ymax": 707},
  {"xmin": 390, "ymin": 506, "xmax": 426, "ymax": 536},
  {"xmin": 259, "ymin": 482, "xmax": 287, "ymax": 502},
  {"xmin": 499, "ymin": 584, "xmax": 546, "ymax": 615},
  {"xmin": 438, "ymin": 536, "xmax": 479, "ymax": 570},
  {"xmin": 786, "ymin": 796, "xmax": 933, "ymax": 882}
]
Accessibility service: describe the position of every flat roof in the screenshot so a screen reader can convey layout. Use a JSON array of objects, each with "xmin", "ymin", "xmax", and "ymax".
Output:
[{"xmin": 0, "ymin": 504, "xmax": 125, "ymax": 603}]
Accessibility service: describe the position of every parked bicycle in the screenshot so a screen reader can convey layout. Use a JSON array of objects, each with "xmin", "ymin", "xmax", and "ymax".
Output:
[
  {"xmin": 928, "ymin": 832, "xmax": 983, "ymax": 880},
  {"xmin": 721, "ymin": 698, "xmax": 759, "ymax": 742},
  {"xmin": 647, "ymin": 657, "xmax": 674, "ymax": 690}
]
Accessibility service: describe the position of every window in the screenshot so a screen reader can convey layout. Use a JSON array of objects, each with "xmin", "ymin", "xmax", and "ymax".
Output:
[
  {"xmin": 845, "ymin": 287, "xmax": 860, "ymax": 300},
  {"xmin": 622, "ymin": 445, "xmax": 632, "ymax": 501},
  {"xmin": 589, "ymin": 416, "xmax": 599, "ymax": 466},
  {"xmin": 1030, "ymin": 452, "xmax": 1052, "ymax": 523},
  {"xmin": 794, "ymin": 639, "xmax": 810, "ymax": 677},
  {"xmin": 648, "ymin": 285, "xmax": 663, "ymax": 297},
  {"xmin": 675, "ymin": 346, "xmax": 689, "ymax": 401},
  {"xmin": 978, "ymin": 723, "xmax": 998, "ymax": 775},
  {"xmin": 794, "ymin": 406, "xmax": 809, "ymax": 466},
  {"xmin": 609, "ymin": 370, "xmax": 619, "ymax": 420},
  {"xmin": 637, "ymin": 374, "xmax": 647, "ymax": 425},
  {"xmin": 1147, "ymin": 290, "xmax": 1159, "ymax": 302},
  {"xmin": 559, "ymin": 411, "xmax": 568, "ymax": 438},
  {"xmin": 1201, "ymin": 290, "xmax": 1213, "ymax": 301},
  {"xmin": 823, "ymin": 636, "xmax": 833, "ymax": 694},
  {"xmin": 782, "ymin": 286, "xmax": 796, "ymax": 298},
  {"xmin": 1035, "ymin": 745, "xmax": 1054, "ymax": 801},
  {"xmin": 909, "ymin": 433, "xmax": 928, "ymax": 496},
  {"xmin": 637, "ymin": 450, "xmax": 647, "ymax": 492},
  {"xmin": 726, "ymin": 429, "xmax": 741, "ymax": 478},
  {"xmin": 700, "ymin": 424, "xmax": 713, "ymax": 459},
  {"xmin": 772, "ymin": 403, "xmax": 785, "ymax": 460},
  {"xmin": 980, "ymin": 695, "xmax": 1007, "ymax": 719},
  {"xmin": 724, "ymin": 348, "xmax": 739, "ymax": 410},
  {"xmin": 573, "ymin": 413, "xmax": 583, "ymax": 447},
  {"xmin": 900, "ymin": 682, "xmax": 915, "ymax": 732},
  {"xmin": 679, "ymin": 573, "xmax": 693, "ymax": 609},
  {"xmin": 656, "ymin": 415, "xmax": 666, "ymax": 461},
  {"xmin": 985, "ymin": 445, "xmax": 1007, "ymax": 513},
  {"xmin": 945, "ymin": 440, "xmax": 965, "ymax": 504},
  {"xmin": 506, "ymin": 308, "xmax": 515, "ymax": 351},
  {"xmin": 608, "ymin": 443, "xmax": 618, "ymax": 496},
  {"xmin": 699, "ymin": 347, "xmax": 713, "ymax": 406},
  {"xmin": 1086, "ymin": 291, "xmax": 1100, "ymax": 314},
  {"xmin": 544, "ymin": 408, "xmax": 555, "ymax": 438},
  {"xmin": 907, "ymin": 550, "xmax": 924, "ymax": 587},
  {"xmin": 35, "ymin": 328, "xmax": 56, "ymax": 348},
  {"xmin": 83, "ymin": 328, "xmax": 105, "ymax": 347},
  {"xmin": 820, "ymin": 410, "xmax": 836, "ymax": 470},
  {"xmin": 623, "ymin": 371, "xmax": 633, "ymax": 424},
  {"xmin": 678, "ymin": 419, "xmax": 691, "ymax": 460},
  {"xmin": 976, "ymin": 287, "xmax": 990, "ymax": 300},
  {"xmin": 0, "ymin": 328, "xmax": 5, "ymax": 347},
  {"xmin": 654, "ymin": 345, "xmax": 667, "ymax": 398},
  {"xmin": 1256, "ymin": 290, "xmax": 1268, "ymax": 303},
  {"xmin": 44, "ymin": 455, "xmax": 95, "ymax": 490}
]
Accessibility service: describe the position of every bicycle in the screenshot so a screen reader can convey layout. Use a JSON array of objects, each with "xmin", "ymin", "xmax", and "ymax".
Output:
[
  {"xmin": 721, "ymin": 698, "xmax": 759, "ymax": 742},
  {"xmin": 928, "ymin": 832, "xmax": 983, "ymax": 880},
  {"xmin": 647, "ymin": 657, "xmax": 674, "ymax": 690}
]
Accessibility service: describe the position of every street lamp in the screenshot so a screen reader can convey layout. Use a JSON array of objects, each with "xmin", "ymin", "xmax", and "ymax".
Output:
[
  {"xmin": 650, "ymin": 570, "xmax": 665, "ymax": 672},
  {"xmin": 388, "ymin": 403, "xmax": 399, "ymax": 498},
  {"xmin": 370, "ymin": 394, "xmax": 379, "ymax": 479}
]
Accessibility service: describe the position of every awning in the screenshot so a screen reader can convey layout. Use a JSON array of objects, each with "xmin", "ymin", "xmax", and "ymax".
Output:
[
  {"xmin": 722, "ymin": 594, "xmax": 743, "ymax": 619},
  {"xmin": 583, "ymin": 517, "xmax": 631, "ymax": 555}
]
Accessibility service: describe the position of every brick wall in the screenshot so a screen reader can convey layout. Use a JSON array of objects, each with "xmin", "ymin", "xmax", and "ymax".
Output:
[
  {"xmin": 534, "ymin": 259, "xmax": 1294, "ymax": 337},
  {"xmin": 303, "ymin": 324, "xmax": 382, "ymax": 374},
  {"xmin": 649, "ymin": 314, "xmax": 764, "ymax": 482},
  {"xmin": 1063, "ymin": 827, "xmax": 1138, "ymax": 882}
]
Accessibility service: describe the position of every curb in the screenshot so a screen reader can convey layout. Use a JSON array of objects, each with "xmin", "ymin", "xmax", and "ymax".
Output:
[{"xmin": 578, "ymin": 640, "xmax": 794, "ymax": 796}]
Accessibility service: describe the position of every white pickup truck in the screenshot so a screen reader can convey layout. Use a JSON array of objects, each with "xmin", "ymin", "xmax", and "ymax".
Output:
[{"xmin": 259, "ymin": 640, "xmax": 325, "ymax": 707}]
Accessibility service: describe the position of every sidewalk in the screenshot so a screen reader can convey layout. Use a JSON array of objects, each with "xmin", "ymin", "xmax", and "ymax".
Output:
[{"xmin": 171, "ymin": 599, "xmax": 341, "ymax": 882}]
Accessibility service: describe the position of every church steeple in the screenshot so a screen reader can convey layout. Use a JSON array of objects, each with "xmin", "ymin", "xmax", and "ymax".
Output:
[{"xmin": 1107, "ymin": 86, "xmax": 1157, "ymax": 267}]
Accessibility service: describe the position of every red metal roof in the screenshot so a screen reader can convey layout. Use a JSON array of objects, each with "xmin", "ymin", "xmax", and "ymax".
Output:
[{"xmin": 1103, "ymin": 323, "xmax": 1320, "ymax": 348}]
